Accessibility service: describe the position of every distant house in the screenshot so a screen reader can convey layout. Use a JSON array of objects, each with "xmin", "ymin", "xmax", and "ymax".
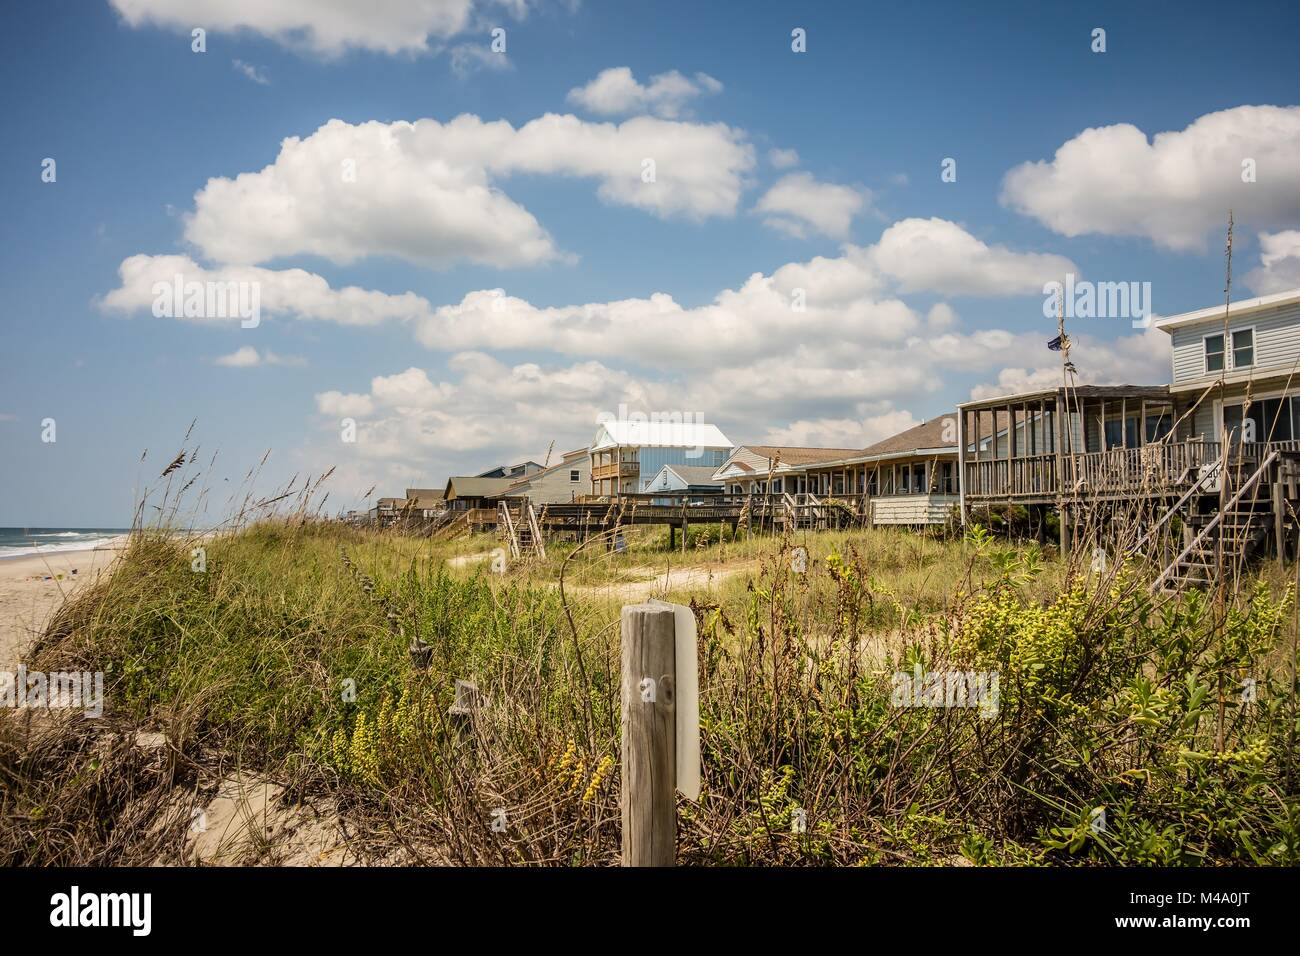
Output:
[
  {"xmin": 589, "ymin": 420, "xmax": 733, "ymax": 497},
  {"xmin": 476, "ymin": 461, "xmax": 543, "ymax": 480},
  {"xmin": 644, "ymin": 463, "xmax": 725, "ymax": 499},
  {"xmin": 404, "ymin": 487, "xmax": 445, "ymax": 518},
  {"xmin": 368, "ymin": 497, "xmax": 406, "ymax": 526},
  {"xmin": 797, "ymin": 416, "xmax": 961, "ymax": 525},
  {"xmin": 442, "ymin": 476, "xmax": 516, "ymax": 512},
  {"xmin": 500, "ymin": 448, "xmax": 591, "ymax": 504},
  {"xmin": 713, "ymin": 445, "xmax": 860, "ymax": 495}
]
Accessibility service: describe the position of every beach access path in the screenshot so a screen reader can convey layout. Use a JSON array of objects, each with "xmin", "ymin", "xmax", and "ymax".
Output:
[{"xmin": 0, "ymin": 541, "xmax": 125, "ymax": 670}]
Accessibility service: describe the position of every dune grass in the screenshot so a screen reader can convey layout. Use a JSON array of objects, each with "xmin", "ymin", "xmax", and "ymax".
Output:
[{"xmin": 2, "ymin": 516, "xmax": 1297, "ymax": 866}]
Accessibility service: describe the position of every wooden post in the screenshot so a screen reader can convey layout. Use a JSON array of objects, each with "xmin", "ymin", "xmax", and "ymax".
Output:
[
  {"xmin": 1272, "ymin": 462, "xmax": 1285, "ymax": 558},
  {"xmin": 1059, "ymin": 501, "xmax": 1070, "ymax": 558},
  {"xmin": 621, "ymin": 604, "xmax": 677, "ymax": 867}
]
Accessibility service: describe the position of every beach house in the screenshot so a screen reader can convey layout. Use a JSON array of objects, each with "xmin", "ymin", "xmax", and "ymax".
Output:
[
  {"xmin": 1157, "ymin": 287, "xmax": 1300, "ymax": 449},
  {"xmin": 644, "ymin": 463, "xmax": 725, "ymax": 501},
  {"xmin": 794, "ymin": 416, "xmax": 961, "ymax": 526},
  {"xmin": 498, "ymin": 448, "xmax": 591, "ymax": 504},
  {"xmin": 588, "ymin": 420, "xmax": 733, "ymax": 497},
  {"xmin": 713, "ymin": 445, "xmax": 860, "ymax": 495}
]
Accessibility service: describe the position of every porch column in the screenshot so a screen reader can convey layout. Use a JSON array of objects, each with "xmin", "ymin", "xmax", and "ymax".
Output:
[{"xmin": 958, "ymin": 409, "xmax": 967, "ymax": 525}]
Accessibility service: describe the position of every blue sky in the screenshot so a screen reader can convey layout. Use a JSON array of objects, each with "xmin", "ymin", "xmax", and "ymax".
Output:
[{"xmin": 2, "ymin": 0, "xmax": 1298, "ymax": 526}]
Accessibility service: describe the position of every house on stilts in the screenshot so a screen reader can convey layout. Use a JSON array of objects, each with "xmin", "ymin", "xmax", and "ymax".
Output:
[{"xmin": 958, "ymin": 286, "xmax": 1300, "ymax": 589}]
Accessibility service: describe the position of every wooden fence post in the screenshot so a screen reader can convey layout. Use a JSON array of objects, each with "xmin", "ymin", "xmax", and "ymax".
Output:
[{"xmin": 620, "ymin": 604, "xmax": 677, "ymax": 867}]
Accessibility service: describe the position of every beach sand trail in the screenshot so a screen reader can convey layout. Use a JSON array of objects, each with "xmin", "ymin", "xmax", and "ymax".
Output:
[{"xmin": 0, "ymin": 543, "xmax": 125, "ymax": 670}]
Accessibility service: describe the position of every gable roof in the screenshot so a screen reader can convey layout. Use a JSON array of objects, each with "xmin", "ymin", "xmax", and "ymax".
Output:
[
  {"xmin": 591, "ymin": 420, "xmax": 732, "ymax": 451},
  {"xmin": 405, "ymin": 487, "xmax": 444, "ymax": 501},
  {"xmin": 752, "ymin": 417, "xmax": 961, "ymax": 474},
  {"xmin": 857, "ymin": 416, "xmax": 956, "ymax": 458},
  {"xmin": 658, "ymin": 464, "xmax": 725, "ymax": 487},
  {"xmin": 442, "ymin": 476, "xmax": 516, "ymax": 501},
  {"xmin": 476, "ymin": 461, "xmax": 543, "ymax": 479},
  {"xmin": 742, "ymin": 444, "xmax": 861, "ymax": 465},
  {"xmin": 713, "ymin": 443, "xmax": 862, "ymax": 480},
  {"xmin": 503, "ymin": 452, "xmax": 590, "ymax": 492}
]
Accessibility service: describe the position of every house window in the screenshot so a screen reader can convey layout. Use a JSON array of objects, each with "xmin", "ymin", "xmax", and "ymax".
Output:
[
  {"xmin": 1103, "ymin": 416, "xmax": 1140, "ymax": 450},
  {"xmin": 1205, "ymin": 333, "xmax": 1225, "ymax": 373},
  {"xmin": 937, "ymin": 461, "xmax": 955, "ymax": 494},
  {"xmin": 1145, "ymin": 412, "xmax": 1173, "ymax": 443},
  {"xmin": 867, "ymin": 471, "xmax": 878, "ymax": 495},
  {"xmin": 1226, "ymin": 396, "xmax": 1294, "ymax": 444},
  {"xmin": 912, "ymin": 463, "xmax": 926, "ymax": 493},
  {"xmin": 1232, "ymin": 328, "xmax": 1254, "ymax": 369},
  {"xmin": 569, "ymin": 469, "xmax": 581, "ymax": 482}
]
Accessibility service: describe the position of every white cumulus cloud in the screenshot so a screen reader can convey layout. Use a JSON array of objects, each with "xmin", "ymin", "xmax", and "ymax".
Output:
[
  {"xmin": 567, "ymin": 67, "xmax": 723, "ymax": 119},
  {"xmin": 1245, "ymin": 230, "xmax": 1300, "ymax": 295},
  {"xmin": 767, "ymin": 147, "xmax": 800, "ymax": 169},
  {"xmin": 868, "ymin": 217, "xmax": 1077, "ymax": 296},
  {"xmin": 1001, "ymin": 105, "xmax": 1300, "ymax": 252},
  {"xmin": 109, "ymin": 0, "xmax": 537, "ymax": 57},
  {"xmin": 99, "ymin": 254, "xmax": 434, "ymax": 326},
  {"xmin": 755, "ymin": 171, "xmax": 870, "ymax": 240},
  {"xmin": 969, "ymin": 326, "xmax": 1171, "ymax": 401},
  {"xmin": 214, "ymin": 346, "xmax": 306, "ymax": 367},
  {"xmin": 181, "ymin": 114, "xmax": 754, "ymax": 269}
]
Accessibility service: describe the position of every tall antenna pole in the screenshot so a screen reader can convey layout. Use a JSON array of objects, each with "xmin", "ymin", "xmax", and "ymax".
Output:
[
  {"xmin": 1215, "ymin": 210, "xmax": 1235, "ymax": 753},
  {"xmin": 1057, "ymin": 284, "xmax": 1073, "ymax": 560}
]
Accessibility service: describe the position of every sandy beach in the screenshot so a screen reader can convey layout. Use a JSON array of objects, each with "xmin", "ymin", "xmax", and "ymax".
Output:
[{"xmin": 0, "ymin": 540, "xmax": 126, "ymax": 670}]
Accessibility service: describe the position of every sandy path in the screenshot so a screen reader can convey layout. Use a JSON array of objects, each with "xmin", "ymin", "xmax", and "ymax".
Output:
[
  {"xmin": 566, "ymin": 561, "xmax": 754, "ymax": 602},
  {"xmin": 0, "ymin": 543, "xmax": 125, "ymax": 669}
]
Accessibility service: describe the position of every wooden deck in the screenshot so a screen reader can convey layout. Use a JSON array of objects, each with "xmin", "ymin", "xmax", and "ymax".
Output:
[{"xmin": 964, "ymin": 440, "xmax": 1300, "ymax": 503}]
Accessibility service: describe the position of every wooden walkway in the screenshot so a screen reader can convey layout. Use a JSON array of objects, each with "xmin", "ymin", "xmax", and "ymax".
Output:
[{"xmin": 425, "ymin": 492, "xmax": 860, "ymax": 545}]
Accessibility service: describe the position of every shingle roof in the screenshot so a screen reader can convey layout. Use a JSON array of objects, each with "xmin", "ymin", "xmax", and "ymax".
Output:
[
  {"xmin": 857, "ymin": 416, "xmax": 957, "ymax": 458},
  {"xmin": 405, "ymin": 487, "xmax": 444, "ymax": 501},
  {"xmin": 663, "ymin": 465, "xmax": 725, "ymax": 486},
  {"xmin": 443, "ymin": 476, "xmax": 517, "ymax": 500},
  {"xmin": 742, "ymin": 444, "xmax": 862, "ymax": 465}
]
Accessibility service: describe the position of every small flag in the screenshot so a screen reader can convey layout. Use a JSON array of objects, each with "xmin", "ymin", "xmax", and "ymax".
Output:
[{"xmin": 1047, "ymin": 335, "xmax": 1064, "ymax": 351}]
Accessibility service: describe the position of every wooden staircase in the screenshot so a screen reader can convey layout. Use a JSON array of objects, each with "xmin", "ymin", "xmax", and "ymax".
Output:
[
  {"xmin": 430, "ymin": 510, "xmax": 471, "ymax": 541},
  {"xmin": 1128, "ymin": 443, "xmax": 1227, "ymax": 558},
  {"xmin": 497, "ymin": 500, "xmax": 547, "ymax": 561},
  {"xmin": 1152, "ymin": 450, "xmax": 1279, "ymax": 593}
]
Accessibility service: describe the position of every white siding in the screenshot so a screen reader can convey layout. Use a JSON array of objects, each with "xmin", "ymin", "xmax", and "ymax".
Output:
[
  {"xmin": 1193, "ymin": 401, "xmax": 1216, "ymax": 443},
  {"xmin": 870, "ymin": 494, "xmax": 958, "ymax": 526},
  {"xmin": 517, "ymin": 458, "xmax": 589, "ymax": 503},
  {"xmin": 1170, "ymin": 302, "xmax": 1300, "ymax": 385}
]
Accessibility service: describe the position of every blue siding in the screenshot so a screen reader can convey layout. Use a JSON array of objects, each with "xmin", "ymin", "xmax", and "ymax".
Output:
[{"xmin": 637, "ymin": 448, "xmax": 728, "ymax": 490}]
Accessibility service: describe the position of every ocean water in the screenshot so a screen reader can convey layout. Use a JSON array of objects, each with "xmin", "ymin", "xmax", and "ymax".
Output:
[{"xmin": 0, "ymin": 528, "xmax": 132, "ymax": 559}]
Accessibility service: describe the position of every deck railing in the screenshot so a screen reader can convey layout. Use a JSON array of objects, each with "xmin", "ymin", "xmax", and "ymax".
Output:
[
  {"xmin": 963, "ymin": 453, "xmax": 1058, "ymax": 499},
  {"xmin": 1064, "ymin": 441, "xmax": 1218, "ymax": 494},
  {"xmin": 960, "ymin": 440, "xmax": 1291, "ymax": 500}
]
